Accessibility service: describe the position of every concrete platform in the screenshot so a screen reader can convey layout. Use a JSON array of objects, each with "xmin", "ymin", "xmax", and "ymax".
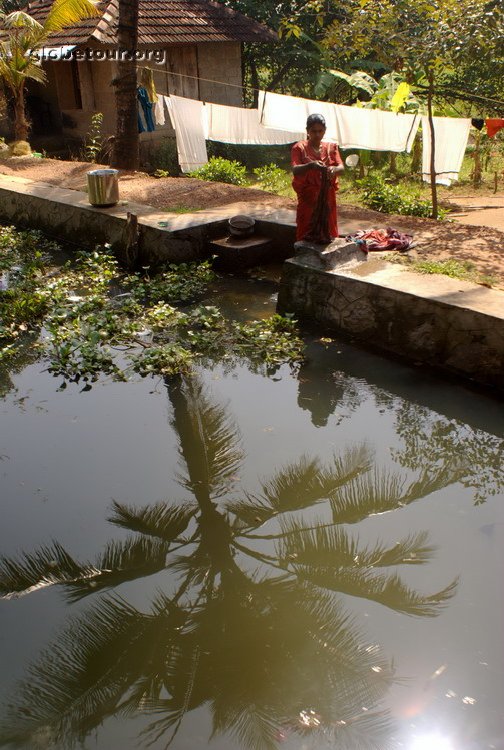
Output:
[
  {"xmin": 277, "ymin": 255, "xmax": 504, "ymax": 391},
  {"xmin": 0, "ymin": 174, "xmax": 296, "ymax": 265},
  {"xmin": 208, "ymin": 234, "xmax": 274, "ymax": 270}
]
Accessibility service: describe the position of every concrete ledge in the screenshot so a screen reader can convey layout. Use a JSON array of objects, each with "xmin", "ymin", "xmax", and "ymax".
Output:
[
  {"xmin": 277, "ymin": 256, "xmax": 504, "ymax": 391},
  {"xmin": 0, "ymin": 174, "xmax": 296, "ymax": 265}
]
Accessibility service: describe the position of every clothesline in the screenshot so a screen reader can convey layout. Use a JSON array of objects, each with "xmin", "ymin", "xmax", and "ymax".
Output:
[
  {"xmin": 146, "ymin": 92, "xmax": 474, "ymax": 186},
  {"xmin": 140, "ymin": 65, "xmax": 504, "ymax": 110}
]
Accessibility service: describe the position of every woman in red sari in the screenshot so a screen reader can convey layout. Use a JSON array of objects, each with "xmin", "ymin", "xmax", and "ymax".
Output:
[{"xmin": 291, "ymin": 113, "xmax": 344, "ymax": 243}]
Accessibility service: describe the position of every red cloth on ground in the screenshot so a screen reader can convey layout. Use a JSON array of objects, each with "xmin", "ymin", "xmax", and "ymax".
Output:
[
  {"xmin": 291, "ymin": 140, "xmax": 343, "ymax": 241},
  {"xmin": 486, "ymin": 118, "xmax": 504, "ymax": 138}
]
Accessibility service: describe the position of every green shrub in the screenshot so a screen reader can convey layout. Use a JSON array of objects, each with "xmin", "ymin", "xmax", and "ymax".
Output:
[
  {"xmin": 357, "ymin": 172, "xmax": 447, "ymax": 219},
  {"xmin": 83, "ymin": 113, "xmax": 104, "ymax": 163},
  {"xmin": 253, "ymin": 163, "xmax": 291, "ymax": 194},
  {"xmin": 207, "ymin": 140, "xmax": 292, "ymax": 170},
  {"xmin": 189, "ymin": 157, "xmax": 247, "ymax": 185}
]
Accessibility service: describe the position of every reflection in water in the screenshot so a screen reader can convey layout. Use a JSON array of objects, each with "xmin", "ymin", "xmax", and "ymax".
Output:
[
  {"xmin": 0, "ymin": 374, "xmax": 461, "ymax": 749},
  {"xmin": 296, "ymin": 339, "xmax": 504, "ymax": 504}
]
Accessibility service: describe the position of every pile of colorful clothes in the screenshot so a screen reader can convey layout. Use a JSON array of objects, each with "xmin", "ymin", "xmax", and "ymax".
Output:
[{"xmin": 346, "ymin": 227, "xmax": 413, "ymax": 252}]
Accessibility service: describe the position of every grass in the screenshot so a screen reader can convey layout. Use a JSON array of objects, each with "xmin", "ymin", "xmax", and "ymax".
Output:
[{"xmin": 390, "ymin": 255, "xmax": 497, "ymax": 287}]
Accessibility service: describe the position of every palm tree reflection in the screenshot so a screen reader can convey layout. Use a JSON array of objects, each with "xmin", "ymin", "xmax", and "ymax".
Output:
[{"xmin": 0, "ymin": 373, "xmax": 460, "ymax": 750}]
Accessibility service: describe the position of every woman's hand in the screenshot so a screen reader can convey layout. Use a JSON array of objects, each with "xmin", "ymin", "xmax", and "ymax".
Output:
[
  {"xmin": 328, "ymin": 165, "xmax": 344, "ymax": 177},
  {"xmin": 310, "ymin": 160, "xmax": 327, "ymax": 171}
]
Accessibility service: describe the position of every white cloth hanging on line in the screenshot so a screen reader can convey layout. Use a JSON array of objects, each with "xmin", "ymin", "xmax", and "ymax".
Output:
[
  {"xmin": 154, "ymin": 95, "xmax": 170, "ymax": 127},
  {"xmin": 335, "ymin": 106, "xmax": 419, "ymax": 152},
  {"xmin": 206, "ymin": 101, "xmax": 303, "ymax": 144},
  {"xmin": 258, "ymin": 91, "xmax": 339, "ymax": 142},
  {"xmin": 169, "ymin": 95, "xmax": 208, "ymax": 173},
  {"xmin": 421, "ymin": 116, "xmax": 471, "ymax": 186},
  {"xmin": 259, "ymin": 90, "xmax": 420, "ymax": 152}
]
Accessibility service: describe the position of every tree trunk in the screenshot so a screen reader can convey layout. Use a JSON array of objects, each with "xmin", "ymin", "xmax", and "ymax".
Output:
[
  {"xmin": 472, "ymin": 131, "xmax": 482, "ymax": 189},
  {"xmin": 426, "ymin": 70, "xmax": 438, "ymax": 220},
  {"xmin": 13, "ymin": 83, "xmax": 29, "ymax": 142},
  {"xmin": 410, "ymin": 133, "xmax": 421, "ymax": 176},
  {"xmin": 111, "ymin": 0, "xmax": 139, "ymax": 170},
  {"xmin": 389, "ymin": 151, "xmax": 397, "ymax": 175}
]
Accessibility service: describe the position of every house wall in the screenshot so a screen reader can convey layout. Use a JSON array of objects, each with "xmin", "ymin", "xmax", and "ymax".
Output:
[
  {"xmin": 24, "ymin": 42, "xmax": 243, "ymax": 154},
  {"xmin": 197, "ymin": 42, "xmax": 242, "ymax": 106}
]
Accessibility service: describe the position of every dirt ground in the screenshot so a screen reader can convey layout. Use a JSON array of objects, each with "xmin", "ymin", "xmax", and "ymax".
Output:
[{"xmin": 2, "ymin": 156, "xmax": 504, "ymax": 289}]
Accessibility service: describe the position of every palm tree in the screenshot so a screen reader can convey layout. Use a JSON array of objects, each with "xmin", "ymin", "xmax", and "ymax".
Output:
[
  {"xmin": 0, "ymin": 372, "xmax": 461, "ymax": 749},
  {"xmin": 110, "ymin": 0, "xmax": 139, "ymax": 170},
  {"xmin": 0, "ymin": 0, "xmax": 100, "ymax": 142}
]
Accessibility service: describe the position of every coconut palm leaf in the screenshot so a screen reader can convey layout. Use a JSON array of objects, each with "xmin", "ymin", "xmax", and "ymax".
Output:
[
  {"xmin": 211, "ymin": 704, "xmax": 280, "ymax": 750},
  {"xmin": 0, "ymin": 541, "xmax": 99, "ymax": 599},
  {"xmin": 43, "ymin": 0, "xmax": 100, "ymax": 33},
  {"xmin": 228, "ymin": 446, "xmax": 373, "ymax": 528},
  {"xmin": 330, "ymin": 465, "xmax": 464, "ymax": 525},
  {"xmin": 64, "ymin": 536, "xmax": 172, "ymax": 602},
  {"xmin": 0, "ymin": 594, "xmax": 183, "ymax": 747},
  {"xmin": 167, "ymin": 376, "xmax": 244, "ymax": 500},
  {"xmin": 277, "ymin": 520, "xmax": 436, "ymax": 569},
  {"xmin": 294, "ymin": 564, "xmax": 458, "ymax": 617},
  {"xmin": 108, "ymin": 499, "xmax": 196, "ymax": 543}
]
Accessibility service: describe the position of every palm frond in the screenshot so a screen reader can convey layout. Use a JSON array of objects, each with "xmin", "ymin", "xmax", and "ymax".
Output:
[
  {"xmin": 228, "ymin": 446, "xmax": 374, "ymax": 528},
  {"xmin": 64, "ymin": 536, "xmax": 171, "ymax": 602},
  {"xmin": 331, "ymin": 465, "xmax": 464, "ymax": 525},
  {"xmin": 277, "ymin": 520, "xmax": 435, "ymax": 569},
  {"xmin": 295, "ymin": 565, "xmax": 459, "ymax": 617},
  {"xmin": 2, "ymin": 10, "xmax": 44, "ymax": 30},
  {"xmin": 108, "ymin": 500, "xmax": 196, "ymax": 543},
  {"xmin": 168, "ymin": 376, "xmax": 244, "ymax": 499},
  {"xmin": 0, "ymin": 542, "xmax": 98, "ymax": 600},
  {"xmin": 0, "ymin": 595, "xmax": 177, "ymax": 747},
  {"xmin": 44, "ymin": 0, "xmax": 100, "ymax": 33},
  {"xmin": 211, "ymin": 704, "xmax": 279, "ymax": 750}
]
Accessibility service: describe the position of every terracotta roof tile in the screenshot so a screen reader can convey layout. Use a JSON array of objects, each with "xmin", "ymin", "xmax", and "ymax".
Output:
[{"xmin": 24, "ymin": 0, "xmax": 276, "ymax": 46}]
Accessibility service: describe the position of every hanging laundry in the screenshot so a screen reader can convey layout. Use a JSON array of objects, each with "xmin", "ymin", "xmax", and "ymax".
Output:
[
  {"xmin": 334, "ymin": 106, "xmax": 419, "ymax": 152},
  {"xmin": 486, "ymin": 118, "xmax": 504, "ymax": 138},
  {"xmin": 207, "ymin": 101, "xmax": 303, "ymax": 144},
  {"xmin": 169, "ymin": 95, "xmax": 208, "ymax": 172},
  {"xmin": 137, "ymin": 109, "xmax": 145, "ymax": 134},
  {"xmin": 421, "ymin": 116, "xmax": 471, "ymax": 186},
  {"xmin": 259, "ymin": 91, "xmax": 420, "ymax": 152},
  {"xmin": 139, "ymin": 68, "xmax": 158, "ymax": 104},
  {"xmin": 471, "ymin": 118, "xmax": 485, "ymax": 131},
  {"xmin": 258, "ymin": 91, "xmax": 339, "ymax": 142},
  {"xmin": 154, "ymin": 95, "xmax": 170, "ymax": 127},
  {"xmin": 137, "ymin": 86, "xmax": 155, "ymax": 132}
]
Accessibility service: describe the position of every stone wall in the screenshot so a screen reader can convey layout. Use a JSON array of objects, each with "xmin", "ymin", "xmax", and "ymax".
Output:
[{"xmin": 277, "ymin": 257, "xmax": 504, "ymax": 392}]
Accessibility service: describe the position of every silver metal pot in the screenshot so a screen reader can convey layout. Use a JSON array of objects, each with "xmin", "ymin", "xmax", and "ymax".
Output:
[{"xmin": 87, "ymin": 169, "xmax": 119, "ymax": 207}]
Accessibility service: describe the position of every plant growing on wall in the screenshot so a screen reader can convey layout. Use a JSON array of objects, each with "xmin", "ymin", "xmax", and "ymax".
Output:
[{"xmin": 0, "ymin": 0, "xmax": 100, "ymax": 144}]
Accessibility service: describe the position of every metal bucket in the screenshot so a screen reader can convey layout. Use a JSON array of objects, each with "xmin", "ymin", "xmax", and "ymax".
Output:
[{"xmin": 87, "ymin": 169, "xmax": 119, "ymax": 207}]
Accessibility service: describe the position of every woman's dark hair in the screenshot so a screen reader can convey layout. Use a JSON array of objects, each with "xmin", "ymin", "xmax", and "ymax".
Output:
[{"xmin": 306, "ymin": 113, "xmax": 326, "ymax": 129}]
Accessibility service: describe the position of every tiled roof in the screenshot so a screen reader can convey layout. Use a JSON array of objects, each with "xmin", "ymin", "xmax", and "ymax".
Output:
[{"xmin": 24, "ymin": 0, "xmax": 276, "ymax": 46}]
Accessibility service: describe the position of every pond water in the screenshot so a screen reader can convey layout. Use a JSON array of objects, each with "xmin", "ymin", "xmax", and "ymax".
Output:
[{"xmin": 1, "ymin": 276, "xmax": 504, "ymax": 750}]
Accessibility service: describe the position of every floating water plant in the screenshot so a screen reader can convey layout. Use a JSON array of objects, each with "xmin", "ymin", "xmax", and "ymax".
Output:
[{"xmin": 0, "ymin": 225, "xmax": 304, "ymax": 385}]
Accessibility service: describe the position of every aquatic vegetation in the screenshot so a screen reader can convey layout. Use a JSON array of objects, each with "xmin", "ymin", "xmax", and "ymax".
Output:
[{"xmin": 0, "ymin": 226, "xmax": 304, "ymax": 385}]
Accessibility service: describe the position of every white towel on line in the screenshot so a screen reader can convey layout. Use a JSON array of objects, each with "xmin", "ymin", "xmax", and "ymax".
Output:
[
  {"xmin": 258, "ymin": 90, "xmax": 339, "ymax": 142},
  {"xmin": 154, "ymin": 95, "xmax": 170, "ymax": 127},
  {"xmin": 169, "ymin": 95, "xmax": 208, "ymax": 173},
  {"xmin": 335, "ymin": 105, "xmax": 419, "ymax": 152},
  {"xmin": 207, "ymin": 101, "xmax": 303, "ymax": 144},
  {"xmin": 259, "ymin": 90, "xmax": 420, "ymax": 152},
  {"xmin": 421, "ymin": 116, "xmax": 471, "ymax": 186}
]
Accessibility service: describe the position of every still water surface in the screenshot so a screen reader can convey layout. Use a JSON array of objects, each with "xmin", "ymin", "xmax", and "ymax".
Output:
[{"xmin": 1, "ymin": 279, "xmax": 503, "ymax": 750}]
